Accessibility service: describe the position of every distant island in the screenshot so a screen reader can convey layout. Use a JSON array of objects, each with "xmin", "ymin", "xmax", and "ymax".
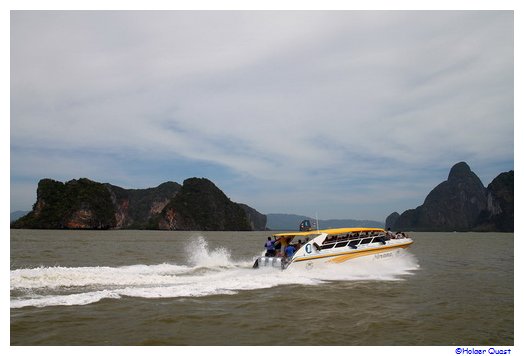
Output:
[
  {"xmin": 11, "ymin": 177, "xmax": 266, "ymax": 231},
  {"xmin": 386, "ymin": 162, "xmax": 513, "ymax": 232},
  {"xmin": 11, "ymin": 162, "xmax": 513, "ymax": 232}
]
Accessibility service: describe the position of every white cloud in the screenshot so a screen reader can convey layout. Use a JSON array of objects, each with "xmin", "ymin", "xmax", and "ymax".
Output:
[{"xmin": 10, "ymin": 11, "xmax": 514, "ymax": 219}]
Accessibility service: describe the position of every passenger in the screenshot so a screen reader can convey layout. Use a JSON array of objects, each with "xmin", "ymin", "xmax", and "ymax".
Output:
[
  {"xmin": 264, "ymin": 237, "xmax": 276, "ymax": 257},
  {"xmin": 285, "ymin": 244, "xmax": 296, "ymax": 258},
  {"xmin": 295, "ymin": 239, "xmax": 303, "ymax": 250},
  {"xmin": 273, "ymin": 237, "xmax": 282, "ymax": 251}
]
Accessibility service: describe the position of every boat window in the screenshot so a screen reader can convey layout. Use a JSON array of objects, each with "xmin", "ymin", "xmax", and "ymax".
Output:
[
  {"xmin": 372, "ymin": 237, "xmax": 384, "ymax": 244},
  {"xmin": 348, "ymin": 240, "xmax": 359, "ymax": 247},
  {"xmin": 337, "ymin": 234, "xmax": 349, "ymax": 242},
  {"xmin": 360, "ymin": 238, "xmax": 373, "ymax": 244},
  {"xmin": 323, "ymin": 236, "xmax": 336, "ymax": 244},
  {"xmin": 335, "ymin": 241, "xmax": 348, "ymax": 248},
  {"xmin": 321, "ymin": 243, "xmax": 336, "ymax": 250}
]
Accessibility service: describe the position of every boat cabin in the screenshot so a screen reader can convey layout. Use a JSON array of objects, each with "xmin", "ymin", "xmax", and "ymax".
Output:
[{"xmin": 271, "ymin": 227, "xmax": 390, "ymax": 256}]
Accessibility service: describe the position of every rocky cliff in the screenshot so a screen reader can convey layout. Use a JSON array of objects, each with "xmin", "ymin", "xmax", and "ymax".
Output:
[
  {"xmin": 155, "ymin": 178, "xmax": 252, "ymax": 231},
  {"xmin": 474, "ymin": 171, "xmax": 514, "ymax": 232},
  {"xmin": 11, "ymin": 178, "xmax": 116, "ymax": 229},
  {"xmin": 385, "ymin": 212, "xmax": 400, "ymax": 230},
  {"xmin": 105, "ymin": 181, "xmax": 181, "ymax": 229},
  {"xmin": 387, "ymin": 162, "xmax": 513, "ymax": 232},
  {"xmin": 239, "ymin": 204, "xmax": 268, "ymax": 231},
  {"xmin": 12, "ymin": 177, "xmax": 266, "ymax": 231}
]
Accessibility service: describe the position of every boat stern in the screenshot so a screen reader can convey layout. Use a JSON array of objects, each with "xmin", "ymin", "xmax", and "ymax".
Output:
[{"xmin": 252, "ymin": 256, "xmax": 284, "ymax": 269}]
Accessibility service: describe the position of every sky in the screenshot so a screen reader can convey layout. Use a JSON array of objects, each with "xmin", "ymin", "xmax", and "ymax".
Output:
[{"xmin": 9, "ymin": 10, "xmax": 514, "ymax": 221}]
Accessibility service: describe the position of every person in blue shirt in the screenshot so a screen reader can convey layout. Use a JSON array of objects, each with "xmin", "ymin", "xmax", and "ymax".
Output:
[
  {"xmin": 285, "ymin": 244, "xmax": 295, "ymax": 258},
  {"xmin": 264, "ymin": 237, "xmax": 276, "ymax": 257}
]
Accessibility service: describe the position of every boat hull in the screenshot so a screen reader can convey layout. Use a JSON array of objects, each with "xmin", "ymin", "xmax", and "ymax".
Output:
[{"xmin": 285, "ymin": 240, "xmax": 412, "ymax": 271}]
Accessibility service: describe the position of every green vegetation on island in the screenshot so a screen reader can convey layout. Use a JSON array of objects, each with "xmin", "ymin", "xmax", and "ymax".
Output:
[{"xmin": 11, "ymin": 177, "xmax": 265, "ymax": 231}]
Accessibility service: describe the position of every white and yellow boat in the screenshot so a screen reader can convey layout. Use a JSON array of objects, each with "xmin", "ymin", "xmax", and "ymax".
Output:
[{"xmin": 253, "ymin": 226, "xmax": 413, "ymax": 271}]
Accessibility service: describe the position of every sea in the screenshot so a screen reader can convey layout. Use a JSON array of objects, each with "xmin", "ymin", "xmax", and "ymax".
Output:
[{"xmin": 10, "ymin": 229, "xmax": 514, "ymax": 347}]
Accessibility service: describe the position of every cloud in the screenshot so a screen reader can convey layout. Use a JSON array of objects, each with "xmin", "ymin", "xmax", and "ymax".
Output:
[{"xmin": 10, "ymin": 11, "xmax": 514, "ymax": 220}]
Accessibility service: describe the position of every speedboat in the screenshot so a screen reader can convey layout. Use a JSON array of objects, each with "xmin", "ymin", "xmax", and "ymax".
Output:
[{"xmin": 253, "ymin": 223, "xmax": 413, "ymax": 271}]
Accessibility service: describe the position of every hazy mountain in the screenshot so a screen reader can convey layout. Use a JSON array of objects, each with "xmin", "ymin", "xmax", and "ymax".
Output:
[
  {"xmin": 266, "ymin": 213, "xmax": 384, "ymax": 231},
  {"xmin": 10, "ymin": 210, "xmax": 29, "ymax": 222}
]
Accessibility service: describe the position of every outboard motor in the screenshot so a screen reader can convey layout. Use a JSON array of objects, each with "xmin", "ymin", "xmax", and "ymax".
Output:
[{"xmin": 252, "ymin": 256, "xmax": 284, "ymax": 269}]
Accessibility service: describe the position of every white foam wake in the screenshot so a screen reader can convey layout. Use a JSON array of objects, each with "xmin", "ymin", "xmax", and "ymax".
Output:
[
  {"xmin": 10, "ymin": 266, "xmax": 320, "ymax": 308},
  {"xmin": 11, "ymin": 236, "xmax": 419, "ymax": 309},
  {"xmin": 10, "ymin": 263, "xmax": 191, "ymax": 289}
]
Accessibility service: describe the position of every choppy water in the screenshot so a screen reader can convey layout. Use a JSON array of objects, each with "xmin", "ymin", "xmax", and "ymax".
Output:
[{"xmin": 10, "ymin": 229, "xmax": 513, "ymax": 345}]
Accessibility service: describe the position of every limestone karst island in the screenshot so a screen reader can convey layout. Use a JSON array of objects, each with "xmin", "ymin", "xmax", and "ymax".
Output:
[{"xmin": 11, "ymin": 162, "xmax": 513, "ymax": 232}]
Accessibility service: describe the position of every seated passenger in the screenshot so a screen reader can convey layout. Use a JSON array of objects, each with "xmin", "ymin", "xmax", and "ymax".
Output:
[{"xmin": 285, "ymin": 244, "xmax": 296, "ymax": 258}]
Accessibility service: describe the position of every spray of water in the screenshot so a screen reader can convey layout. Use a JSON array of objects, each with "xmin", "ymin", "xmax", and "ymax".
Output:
[
  {"xmin": 184, "ymin": 236, "xmax": 234, "ymax": 268},
  {"xmin": 10, "ymin": 236, "xmax": 419, "ymax": 308}
]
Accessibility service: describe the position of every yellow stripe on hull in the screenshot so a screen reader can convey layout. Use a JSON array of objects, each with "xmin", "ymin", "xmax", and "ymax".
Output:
[{"xmin": 292, "ymin": 240, "xmax": 413, "ymax": 264}]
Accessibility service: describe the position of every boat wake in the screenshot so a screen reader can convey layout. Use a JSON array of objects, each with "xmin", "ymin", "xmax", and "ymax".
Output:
[{"xmin": 10, "ymin": 236, "xmax": 419, "ymax": 309}]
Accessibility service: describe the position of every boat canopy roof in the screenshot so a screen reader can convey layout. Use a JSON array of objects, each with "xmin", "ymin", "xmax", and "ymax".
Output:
[{"xmin": 273, "ymin": 227, "xmax": 384, "ymax": 238}]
